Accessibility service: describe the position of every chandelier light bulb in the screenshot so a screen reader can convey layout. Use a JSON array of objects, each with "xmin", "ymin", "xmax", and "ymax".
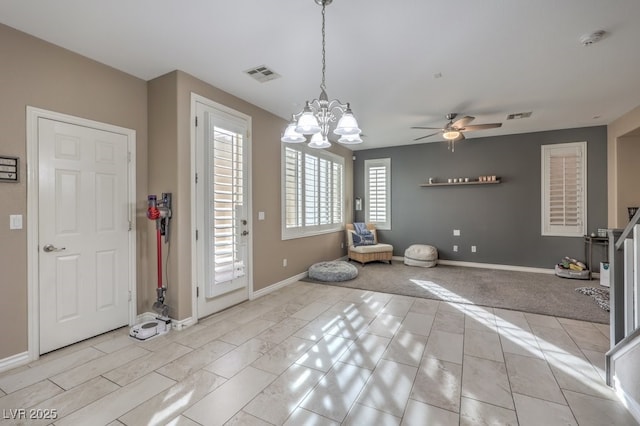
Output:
[
  {"xmin": 281, "ymin": 121, "xmax": 306, "ymax": 143},
  {"xmin": 308, "ymin": 133, "xmax": 331, "ymax": 149},
  {"xmin": 337, "ymin": 134, "xmax": 363, "ymax": 144},
  {"xmin": 295, "ymin": 104, "xmax": 321, "ymax": 135},
  {"xmin": 334, "ymin": 107, "xmax": 361, "ymax": 136}
]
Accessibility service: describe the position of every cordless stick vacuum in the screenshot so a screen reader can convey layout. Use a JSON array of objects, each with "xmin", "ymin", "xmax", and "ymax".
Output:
[
  {"xmin": 130, "ymin": 193, "xmax": 172, "ymax": 340},
  {"xmin": 147, "ymin": 193, "xmax": 172, "ymax": 317}
]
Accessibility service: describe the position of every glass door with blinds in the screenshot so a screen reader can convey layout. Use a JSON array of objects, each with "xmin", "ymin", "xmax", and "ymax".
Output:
[{"xmin": 195, "ymin": 99, "xmax": 251, "ymax": 318}]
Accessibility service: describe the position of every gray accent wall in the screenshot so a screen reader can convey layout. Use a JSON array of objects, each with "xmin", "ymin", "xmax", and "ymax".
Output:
[{"xmin": 353, "ymin": 126, "xmax": 608, "ymax": 269}]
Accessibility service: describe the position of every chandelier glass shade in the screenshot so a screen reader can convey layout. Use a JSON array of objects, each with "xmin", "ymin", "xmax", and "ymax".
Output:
[{"xmin": 281, "ymin": 0, "xmax": 362, "ymax": 148}]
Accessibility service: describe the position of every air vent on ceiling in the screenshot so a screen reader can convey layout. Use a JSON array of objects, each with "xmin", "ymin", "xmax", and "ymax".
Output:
[
  {"xmin": 245, "ymin": 65, "xmax": 281, "ymax": 83},
  {"xmin": 506, "ymin": 111, "xmax": 533, "ymax": 120}
]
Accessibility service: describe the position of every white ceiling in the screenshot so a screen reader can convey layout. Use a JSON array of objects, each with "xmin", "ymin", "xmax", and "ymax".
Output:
[{"xmin": 2, "ymin": 0, "xmax": 640, "ymax": 150}]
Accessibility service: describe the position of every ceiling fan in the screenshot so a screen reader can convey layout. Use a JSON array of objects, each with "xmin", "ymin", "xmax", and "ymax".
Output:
[{"xmin": 411, "ymin": 113, "xmax": 502, "ymax": 151}]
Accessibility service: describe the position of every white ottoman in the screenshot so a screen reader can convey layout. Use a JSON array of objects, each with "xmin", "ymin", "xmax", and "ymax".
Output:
[{"xmin": 404, "ymin": 244, "xmax": 438, "ymax": 268}]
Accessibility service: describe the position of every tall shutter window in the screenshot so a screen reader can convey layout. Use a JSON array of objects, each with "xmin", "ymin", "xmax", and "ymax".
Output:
[
  {"xmin": 541, "ymin": 142, "xmax": 587, "ymax": 237},
  {"xmin": 281, "ymin": 144, "xmax": 344, "ymax": 239},
  {"xmin": 284, "ymin": 147, "xmax": 302, "ymax": 229},
  {"xmin": 332, "ymin": 162, "xmax": 343, "ymax": 224},
  {"xmin": 305, "ymin": 154, "xmax": 319, "ymax": 226},
  {"xmin": 365, "ymin": 158, "xmax": 391, "ymax": 230}
]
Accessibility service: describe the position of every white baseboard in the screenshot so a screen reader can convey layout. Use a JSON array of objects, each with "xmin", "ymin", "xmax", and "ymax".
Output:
[
  {"xmin": 171, "ymin": 316, "xmax": 196, "ymax": 330},
  {"xmin": 250, "ymin": 256, "xmax": 353, "ymax": 300},
  {"xmin": 134, "ymin": 312, "xmax": 195, "ymax": 331},
  {"xmin": 0, "ymin": 351, "xmax": 29, "ymax": 374},
  {"xmin": 436, "ymin": 259, "xmax": 555, "ymax": 275},
  {"xmin": 251, "ymin": 271, "xmax": 308, "ymax": 300},
  {"xmin": 614, "ymin": 376, "xmax": 640, "ymax": 425}
]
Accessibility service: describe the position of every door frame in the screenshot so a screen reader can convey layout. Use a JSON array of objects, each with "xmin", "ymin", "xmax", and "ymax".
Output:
[
  {"xmin": 190, "ymin": 93, "xmax": 254, "ymax": 321},
  {"xmin": 26, "ymin": 106, "xmax": 137, "ymax": 361}
]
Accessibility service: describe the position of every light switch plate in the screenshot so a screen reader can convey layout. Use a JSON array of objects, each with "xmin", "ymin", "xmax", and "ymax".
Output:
[
  {"xmin": 258, "ymin": 211, "xmax": 265, "ymax": 220},
  {"xmin": 10, "ymin": 214, "xmax": 23, "ymax": 230}
]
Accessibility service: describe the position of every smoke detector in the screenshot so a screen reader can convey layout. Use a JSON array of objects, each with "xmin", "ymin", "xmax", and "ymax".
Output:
[{"xmin": 579, "ymin": 30, "xmax": 606, "ymax": 46}]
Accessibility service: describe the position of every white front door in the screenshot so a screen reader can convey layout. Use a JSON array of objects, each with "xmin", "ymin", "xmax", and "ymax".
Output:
[
  {"xmin": 38, "ymin": 118, "xmax": 131, "ymax": 354},
  {"xmin": 195, "ymin": 99, "xmax": 251, "ymax": 318}
]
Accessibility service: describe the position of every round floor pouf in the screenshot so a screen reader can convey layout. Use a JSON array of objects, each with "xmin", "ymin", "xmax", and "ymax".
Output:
[
  {"xmin": 404, "ymin": 244, "xmax": 438, "ymax": 267},
  {"xmin": 308, "ymin": 261, "xmax": 359, "ymax": 282}
]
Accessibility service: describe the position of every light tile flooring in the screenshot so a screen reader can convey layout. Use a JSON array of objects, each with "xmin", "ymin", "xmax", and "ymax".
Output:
[{"xmin": 1, "ymin": 281, "xmax": 637, "ymax": 425}]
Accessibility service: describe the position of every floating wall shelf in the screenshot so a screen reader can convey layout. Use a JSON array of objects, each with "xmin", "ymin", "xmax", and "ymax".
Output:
[{"xmin": 420, "ymin": 179, "xmax": 501, "ymax": 187}]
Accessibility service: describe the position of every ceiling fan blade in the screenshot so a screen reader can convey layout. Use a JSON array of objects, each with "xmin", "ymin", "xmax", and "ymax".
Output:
[
  {"xmin": 413, "ymin": 132, "xmax": 441, "ymax": 141},
  {"xmin": 411, "ymin": 126, "xmax": 443, "ymax": 130},
  {"xmin": 462, "ymin": 123, "xmax": 502, "ymax": 131},
  {"xmin": 453, "ymin": 133, "xmax": 466, "ymax": 142},
  {"xmin": 452, "ymin": 116, "xmax": 475, "ymax": 128}
]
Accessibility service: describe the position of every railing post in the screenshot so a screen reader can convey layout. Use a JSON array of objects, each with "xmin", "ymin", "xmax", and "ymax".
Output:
[{"xmin": 609, "ymin": 229, "xmax": 626, "ymax": 347}]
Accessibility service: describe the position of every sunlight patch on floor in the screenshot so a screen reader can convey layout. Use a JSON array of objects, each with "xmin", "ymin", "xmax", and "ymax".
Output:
[{"xmin": 410, "ymin": 278, "xmax": 607, "ymax": 397}]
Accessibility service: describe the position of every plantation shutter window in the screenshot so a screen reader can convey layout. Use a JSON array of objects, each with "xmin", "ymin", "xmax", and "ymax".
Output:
[
  {"xmin": 284, "ymin": 147, "xmax": 303, "ymax": 229},
  {"xmin": 365, "ymin": 158, "xmax": 391, "ymax": 230},
  {"xmin": 282, "ymin": 144, "xmax": 344, "ymax": 239},
  {"xmin": 541, "ymin": 142, "xmax": 587, "ymax": 237}
]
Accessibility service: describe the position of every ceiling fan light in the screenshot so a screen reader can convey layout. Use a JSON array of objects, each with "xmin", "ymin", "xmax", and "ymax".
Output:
[
  {"xmin": 308, "ymin": 133, "xmax": 331, "ymax": 149},
  {"xmin": 281, "ymin": 122, "xmax": 307, "ymax": 143},
  {"xmin": 338, "ymin": 134, "xmax": 363, "ymax": 144},
  {"xmin": 333, "ymin": 108, "xmax": 361, "ymax": 136},
  {"xmin": 442, "ymin": 130, "xmax": 461, "ymax": 140}
]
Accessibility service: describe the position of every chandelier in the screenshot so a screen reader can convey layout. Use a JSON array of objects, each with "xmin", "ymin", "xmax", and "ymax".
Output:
[{"xmin": 281, "ymin": 0, "xmax": 362, "ymax": 148}]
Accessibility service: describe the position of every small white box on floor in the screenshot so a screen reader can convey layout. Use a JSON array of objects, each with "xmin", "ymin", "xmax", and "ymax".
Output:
[{"xmin": 600, "ymin": 262, "xmax": 610, "ymax": 287}]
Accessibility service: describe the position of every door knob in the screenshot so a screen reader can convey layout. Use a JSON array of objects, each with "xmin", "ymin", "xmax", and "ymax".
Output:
[
  {"xmin": 241, "ymin": 230, "xmax": 249, "ymax": 236},
  {"xmin": 43, "ymin": 244, "xmax": 66, "ymax": 253}
]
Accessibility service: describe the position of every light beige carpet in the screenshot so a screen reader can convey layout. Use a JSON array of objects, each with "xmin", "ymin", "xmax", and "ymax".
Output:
[{"xmin": 303, "ymin": 262, "xmax": 609, "ymax": 324}]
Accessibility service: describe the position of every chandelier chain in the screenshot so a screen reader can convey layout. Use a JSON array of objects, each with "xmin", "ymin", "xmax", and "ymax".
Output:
[{"xmin": 321, "ymin": 2, "xmax": 326, "ymax": 92}]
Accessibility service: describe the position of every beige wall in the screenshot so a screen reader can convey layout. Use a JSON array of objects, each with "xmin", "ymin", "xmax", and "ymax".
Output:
[
  {"xmin": 146, "ymin": 70, "xmax": 352, "ymax": 321},
  {"xmin": 608, "ymin": 105, "xmax": 640, "ymax": 228},
  {"xmin": 0, "ymin": 23, "xmax": 148, "ymax": 360},
  {"xmin": 0, "ymin": 20, "xmax": 354, "ymax": 363},
  {"xmin": 617, "ymin": 135, "xmax": 640, "ymax": 224}
]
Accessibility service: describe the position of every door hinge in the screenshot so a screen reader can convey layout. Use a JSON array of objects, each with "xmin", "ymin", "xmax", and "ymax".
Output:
[
  {"xmin": 196, "ymin": 286, "xmax": 199, "ymax": 298},
  {"xmin": 195, "ymin": 173, "xmax": 199, "ymax": 184},
  {"xmin": 127, "ymin": 152, "xmax": 132, "ymax": 162},
  {"xmin": 195, "ymin": 116, "xmax": 198, "ymax": 127},
  {"xmin": 128, "ymin": 220, "xmax": 132, "ymax": 231},
  {"xmin": 128, "ymin": 290, "xmax": 132, "ymax": 302},
  {"xmin": 195, "ymin": 229, "xmax": 199, "ymax": 240}
]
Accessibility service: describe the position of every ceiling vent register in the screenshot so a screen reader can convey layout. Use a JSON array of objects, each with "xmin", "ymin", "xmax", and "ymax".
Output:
[{"xmin": 245, "ymin": 65, "xmax": 281, "ymax": 83}]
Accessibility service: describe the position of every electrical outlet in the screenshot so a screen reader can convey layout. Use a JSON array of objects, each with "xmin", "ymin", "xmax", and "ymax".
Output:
[
  {"xmin": 471, "ymin": 245, "xmax": 477, "ymax": 253},
  {"xmin": 283, "ymin": 258, "xmax": 287, "ymax": 267},
  {"xmin": 453, "ymin": 245, "xmax": 458, "ymax": 252},
  {"xmin": 453, "ymin": 229, "xmax": 460, "ymax": 236}
]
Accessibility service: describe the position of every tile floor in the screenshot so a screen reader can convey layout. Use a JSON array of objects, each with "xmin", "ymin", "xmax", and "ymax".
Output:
[{"xmin": 0, "ymin": 281, "xmax": 637, "ymax": 425}]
